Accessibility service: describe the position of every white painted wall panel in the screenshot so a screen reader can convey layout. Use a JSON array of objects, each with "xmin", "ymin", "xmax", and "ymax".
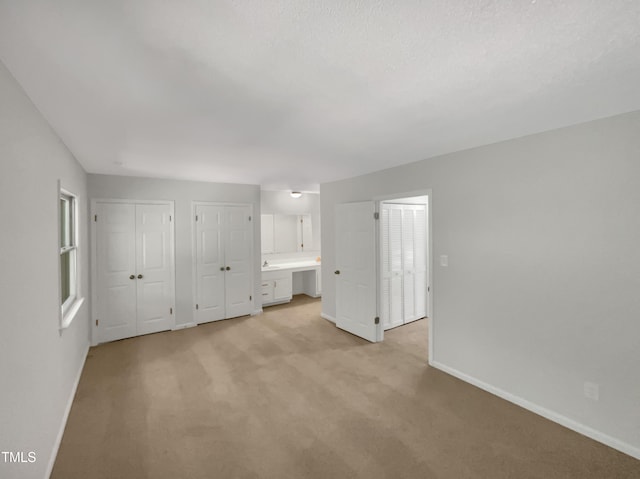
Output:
[
  {"xmin": 321, "ymin": 111, "xmax": 640, "ymax": 456},
  {"xmin": 0, "ymin": 60, "xmax": 90, "ymax": 479}
]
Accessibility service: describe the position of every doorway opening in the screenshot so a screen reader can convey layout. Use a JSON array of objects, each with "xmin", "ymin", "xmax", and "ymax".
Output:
[
  {"xmin": 376, "ymin": 191, "xmax": 432, "ymax": 361},
  {"xmin": 379, "ymin": 195, "xmax": 429, "ymax": 330}
]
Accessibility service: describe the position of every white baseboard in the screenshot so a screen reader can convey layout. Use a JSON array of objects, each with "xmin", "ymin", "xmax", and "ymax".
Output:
[
  {"xmin": 46, "ymin": 342, "xmax": 90, "ymax": 478},
  {"xmin": 430, "ymin": 361, "xmax": 640, "ymax": 461},
  {"xmin": 172, "ymin": 322, "xmax": 197, "ymax": 331},
  {"xmin": 251, "ymin": 309, "xmax": 263, "ymax": 316},
  {"xmin": 321, "ymin": 312, "xmax": 336, "ymax": 323}
]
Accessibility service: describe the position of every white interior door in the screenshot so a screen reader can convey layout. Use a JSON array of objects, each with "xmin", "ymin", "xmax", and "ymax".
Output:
[
  {"xmin": 135, "ymin": 204, "xmax": 173, "ymax": 335},
  {"xmin": 335, "ymin": 201, "xmax": 379, "ymax": 342},
  {"xmin": 96, "ymin": 203, "xmax": 137, "ymax": 342},
  {"xmin": 224, "ymin": 206, "xmax": 253, "ymax": 319},
  {"xmin": 195, "ymin": 205, "xmax": 226, "ymax": 323}
]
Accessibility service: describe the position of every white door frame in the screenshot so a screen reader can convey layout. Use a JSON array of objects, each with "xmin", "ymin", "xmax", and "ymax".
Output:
[
  {"xmin": 191, "ymin": 201, "xmax": 255, "ymax": 324},
  {"xmin": 374, "ymin": 189, "xmax": 433, "ymax": 364},
  {"xmin": 90, "ymin": 198, "xmax": 176, "ymax": 346}
]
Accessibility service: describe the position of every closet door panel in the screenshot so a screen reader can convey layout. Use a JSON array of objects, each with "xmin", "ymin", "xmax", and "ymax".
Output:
[
  {"xmin": 136, "ymin": 204, "xmax": 173, "ymax": 335},
  {"xmin": 402, "ymin": 208, "xmax": 417, "ymax": 322},
  {"xmin": 414, "ymin": 207, "xmax": 427, "ymax": 319},
  {"xmin": 382, "ymin": 205, "xmax": 404, "ymax": 329},
  {"xmin": 224, "ymin": 206, "xmax": 253, "ymax": 319},
  {"xmin": 196, "ymin": 205, "xmax": 226, "ymax": 323},
  {"xmin": 96, "ymin": 203, "xmax": 137, "ymax": 343}
]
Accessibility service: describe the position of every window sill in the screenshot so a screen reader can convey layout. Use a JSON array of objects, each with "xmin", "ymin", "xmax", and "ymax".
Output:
[{"xmin": 60, "ymin": 297, "xmax": 85, "ymax": 330}]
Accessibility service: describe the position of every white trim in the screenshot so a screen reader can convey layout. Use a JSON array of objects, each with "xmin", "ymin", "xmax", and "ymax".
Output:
[
  {"xmin": 60, "ymin": 297, "xmax": 85, "ymax": 330},
  {"xmin": 430, "ymin": 361, "xmax": 640, "ymax": 461},
  {"xmin": 321, "ymin": 312, "xmax": 336, "ymax": 323},
  {"xmin": 90, "ymin": 199, "xmax": 176, "ymax": 345},
  {"xmin": 251, "ymin": 309, "xmax": 263, "ymax": 316},
  {"xmin": 58, "ymin": 183, "xmax": 82, "ymax": 330},
  {"xmin": 172, "ymin": 322, "xmax": 197, "ymax": 331},
  {"xmin": 45, "ymin": 343, "xmax": 89, "ymax": 479}
]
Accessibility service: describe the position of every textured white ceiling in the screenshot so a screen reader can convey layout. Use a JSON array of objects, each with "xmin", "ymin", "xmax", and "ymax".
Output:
[{"xmin": 1, "ymin": 1, "xmax": 639, "ymax": 191}]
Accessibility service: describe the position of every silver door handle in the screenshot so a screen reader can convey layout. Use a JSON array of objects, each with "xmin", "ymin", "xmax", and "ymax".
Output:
[
  {"xmin": 129, "ymin": 275, "xmax": 135, "ymax": 280},
  {"xmin": 137, "ymin": 274, "xmax": 143, "ymax": 279},
  {"xmin": 334, "ymin": 270, "xmax": 340, "ymax": 275}
]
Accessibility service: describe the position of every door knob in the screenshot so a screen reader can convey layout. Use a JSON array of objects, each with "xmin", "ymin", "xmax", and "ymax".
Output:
[
  {"xmin": 220, "ymin": 267, "xmax": 225, "ymax": 271},
  {"xmin": 226, "ymin": 266, "xmax": 231, "ymax": 271},
  {"xmin": 334, "ymin": 270, "xmax": 340, "ymax": 275},
  {"xmin": 129, "ymin": 275, "xmax": 135, "ymax": 280},
  {"xmin": 137, "ymin": 274, "xmax": 143, "ymax": 279}
]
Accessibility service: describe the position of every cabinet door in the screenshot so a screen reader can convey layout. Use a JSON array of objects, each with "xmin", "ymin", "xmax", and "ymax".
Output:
[
  {"xmin": 273, "ymin": 275, "xmax": 292, "ymax": 301},
  {"xmin": 224, "ymin": 206, "xmax": 253, "ymax": 318},
  {"xmin": 96, "ymin": 203, "xmax": 137, "ymax": 343},
  {"xmin": 195, "ymin": 205, "xmax": 226, "ymax": 323},
  {"xmin": 136, "ymin": 204, "xmax": 174, "ymax": 335}
]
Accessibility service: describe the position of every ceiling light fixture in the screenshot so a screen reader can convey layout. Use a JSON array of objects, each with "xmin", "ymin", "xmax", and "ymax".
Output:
[{"xmin": 290, "ymin": 191, "xmax": 302, "ymax": 199}]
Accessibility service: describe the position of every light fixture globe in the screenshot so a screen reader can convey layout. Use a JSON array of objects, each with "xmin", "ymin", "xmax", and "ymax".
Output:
[{"xmin": 290, "ymin": 191, "xmax": 302, "ymax": 198}]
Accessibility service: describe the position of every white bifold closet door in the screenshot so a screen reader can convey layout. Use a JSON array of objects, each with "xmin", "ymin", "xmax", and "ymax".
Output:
[
  {"xmin": 381, "ymin": 203, "xmax": 427, "ymax": 330},
  {"xmin": 195, "ymin": 204, "xmax": 253, "ymax": 324},
  {"xmin": 96, "ymin": 202, "xmax": 174, "ymax": 343}
]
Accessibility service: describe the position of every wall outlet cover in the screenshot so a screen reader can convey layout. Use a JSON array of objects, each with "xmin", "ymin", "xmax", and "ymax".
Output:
[{"xmin": 584, "ymin": 381, "xmax": 600, "ymax": 401}]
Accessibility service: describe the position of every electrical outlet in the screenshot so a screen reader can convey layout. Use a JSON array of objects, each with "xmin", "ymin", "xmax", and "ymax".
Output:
[{"xmin": 584, "ymin": 381, "xmax": 600, "ymax": 401}]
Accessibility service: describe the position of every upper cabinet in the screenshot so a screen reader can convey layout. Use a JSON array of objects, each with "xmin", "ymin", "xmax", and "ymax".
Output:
[{"xmin": 261, "ymin": 214, "xmax": 313, "ymax": 253}]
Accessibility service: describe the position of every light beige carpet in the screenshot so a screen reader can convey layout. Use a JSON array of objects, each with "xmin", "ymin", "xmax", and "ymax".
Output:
[{"xmin": 52, "ymin": 295, "xmax": 639, "ymax": 478}]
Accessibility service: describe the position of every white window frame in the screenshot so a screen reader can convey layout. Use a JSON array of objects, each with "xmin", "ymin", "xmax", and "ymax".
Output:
[{"xmin": 59, "ymin": 183, "xmax": 84, "ymax": 329}]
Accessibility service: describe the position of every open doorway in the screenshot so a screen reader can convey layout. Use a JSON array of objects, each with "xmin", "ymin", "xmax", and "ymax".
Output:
[
  {"xmin": 379, "ymin": 195, "xmax": 429, "ymax": 331},
  {"xmin": 333, "ymin": 191, "xmax": 432, "ymax": 357}
]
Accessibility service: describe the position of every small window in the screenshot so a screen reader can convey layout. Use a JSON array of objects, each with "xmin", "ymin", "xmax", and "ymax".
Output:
[{"xmin": 59, "ymin": 187, "xmax": 83, "ymax": 328}]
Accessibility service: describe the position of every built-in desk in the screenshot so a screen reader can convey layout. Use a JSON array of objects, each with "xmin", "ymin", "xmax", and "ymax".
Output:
[{"xmin": 261, "ymin": 260, "xmax": 321, "ymax": 306}]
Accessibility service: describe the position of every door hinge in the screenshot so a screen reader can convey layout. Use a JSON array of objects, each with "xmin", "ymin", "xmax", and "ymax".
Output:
[
  {"xmin": 374, "ymin": 316, "xmax": 380, "ymax": 324},
  {"xmin": 249, "ymin": 295, "xmax": 252, "ymax": 301},
  {"xmin": 428, "ymin": 286, "xmax": 430, "ymax": 292},
  {"xmin": 196, "ymin": 304, "xmax": 199, "ymax": 310},
  {"xmin": 170, "ymin": 307, "xmax": 173, "ymax": 314},
  {"xmin": 94, "ymin": 214, "xmax": 97, "ymax": 222},
  {"xmin": 95, "ymin": 319, "xmax": 99, "ymax": 326},
  {"xmin": 169, "ymin": 215, "xmax": 172, "ymax": 222},
  {"xmin": 374, "ymin": 212, "xmax": 379, "ymax": 220},
  {"xmin": 249, "ymin": 215, "xmax": 252, "ymax": 221},
  {"xmin": 195, "ymin": 215, "xmax": 198, "ymax": 221}
]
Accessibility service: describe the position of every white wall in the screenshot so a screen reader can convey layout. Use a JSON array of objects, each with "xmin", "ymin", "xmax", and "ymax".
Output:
[
  {"xmin": 88, "ymin": 174, "xmax": 262, "ymax": 327},
  {"xmin": 321, "ymin": 111, "xmax": 640, "ymax": 458},
  {"xmin": 0, "ymin": 61, "xmax": 90, "ymax": 479},
  {"xmin": 260, "ymin": 190, "xmax": 321, "ymax": 258}
]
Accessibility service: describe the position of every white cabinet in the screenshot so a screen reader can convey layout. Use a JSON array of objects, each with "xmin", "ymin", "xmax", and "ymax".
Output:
[
  {"xmin": 95, "ymin": 201, "xmax": 175, "ymax": 343},
  {"xmin": 380, "ymin": 203, "xmax": 427, "ymax": 330},
  {"xmin": 194, "ymin": 204, "xmax": 253, "ymax": 323},
  {"xmin": 261, "ymin": 270, "xmax": 292, "ymax": 305}
]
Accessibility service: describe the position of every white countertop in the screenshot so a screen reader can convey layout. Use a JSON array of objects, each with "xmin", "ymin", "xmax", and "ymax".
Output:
[{"xmin": 261, "ymin": 259, "xmax": 321, "ymax": 273}]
